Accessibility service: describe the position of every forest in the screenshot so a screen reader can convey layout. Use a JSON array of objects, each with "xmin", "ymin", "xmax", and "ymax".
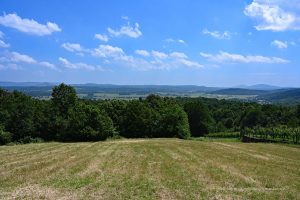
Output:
[{"xmin": 1, "ymin": 83, "xmax": 300, "ymax": 145}]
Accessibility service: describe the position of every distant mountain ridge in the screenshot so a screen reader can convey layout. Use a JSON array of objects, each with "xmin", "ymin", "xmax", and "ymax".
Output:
[
  {"xmin": 256, "ymin": 88, "xmax": 300, "ymax": 104},
  {"xmin": 0, "ymin": 82, "xmax": 289, "ymax": 89},
  {"xmin": 233, "ymin": 84, "xmax": 284, "ymax": 90},
  {"xmin": 209, "ymin": 88, "xmax": 271, "ymax": 95}
]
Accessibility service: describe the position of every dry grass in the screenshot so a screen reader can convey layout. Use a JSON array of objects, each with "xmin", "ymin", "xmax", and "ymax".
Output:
[{"xmin": 0, "ymin": 139, "xmax": 299, "ymax": 199}]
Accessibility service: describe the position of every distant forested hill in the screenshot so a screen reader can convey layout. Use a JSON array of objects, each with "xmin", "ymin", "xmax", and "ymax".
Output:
[
  {"xmin": 256, "ymin": 88, "xmax": 300, "ymax": 104},
  {"xmin": 209, "ymin": 88, "xmax": 271, "ymax": 95}
]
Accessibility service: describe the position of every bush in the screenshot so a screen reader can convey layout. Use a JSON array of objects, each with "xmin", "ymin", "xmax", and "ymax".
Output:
[
  {"xmin": 0, "ymin": 127, "xmax": 12, "ymax": 145},
  {"xmin": 18, "ymin": 136, "xmax": 44, "ymax": 144},
  {"xmin": 205, "ymin": 132, "xmax": 240, "ymax": 138}
]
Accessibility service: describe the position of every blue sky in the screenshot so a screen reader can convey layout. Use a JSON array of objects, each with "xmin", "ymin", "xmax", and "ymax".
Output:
[{"xmin": 0, "ymin": 0, "xmax": 299, "ymax": 87}]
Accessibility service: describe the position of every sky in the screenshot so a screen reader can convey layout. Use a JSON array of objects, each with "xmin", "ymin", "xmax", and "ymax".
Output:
[{"xmin": 0, "ymin": 0, "xmax": 300, "ymax": 87}]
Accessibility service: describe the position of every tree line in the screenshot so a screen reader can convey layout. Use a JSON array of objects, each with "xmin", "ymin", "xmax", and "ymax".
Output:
[{"xmin": 1, "ymin": 83, "xmax": 300, "ymax": 144}]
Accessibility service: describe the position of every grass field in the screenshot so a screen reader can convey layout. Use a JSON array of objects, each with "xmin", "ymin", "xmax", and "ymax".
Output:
[{"xmin": 0, "ymin": 139, "xmax": 299, "ymax": 199}]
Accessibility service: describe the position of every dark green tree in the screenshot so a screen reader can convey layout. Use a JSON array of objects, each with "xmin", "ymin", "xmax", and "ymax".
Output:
[
  {"xmin": 184, "ymin": 101, "xmax": 213, "ymax": 136},
  {"xmin": 241, "ymin": 108, "xmax": 264, "ymax": 128},
  {"xmin": 51, "ymin": 83, "xmax": 77, "ymax": 116}
]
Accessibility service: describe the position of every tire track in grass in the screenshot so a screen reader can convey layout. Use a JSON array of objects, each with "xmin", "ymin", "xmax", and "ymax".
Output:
[
  {"xmin": 212, "ymin": 142, "xmax": 300, "ymax": 183},
  {"xmin": 43, "ymin": 142, "xmax": 124, "ymax": 197},
  {"xmin": 0, "ymin": 143, "xmax": 67, "ymax": 159},
  {"xmin": 0, "ymin": 143, "xmax": 83, "ymax": 175},
  {"xmin": 0, "ymin": 143, "xmax": 87, "ymax": 190},
  {"xmin": 176, "ymin": 141, "xmax": 293, "ymax": 199},
  {"xmin": 196, "ymin": 141, "xmax": 299, "ymax": 198},
  {"xmin": 153, "ymin": 141, "xmax": 209, "ymax": 199},
  {"xmin": 0, "ymin": 143, "xmax": 77, "ymax": 169},
  {"xmin": 104, "ymin": 142, "xmax": 156, "ymax": 200},
  {"xmin": 177, "ymin": 141, "xmax": 278, "ymax": 197},
  {"xmin": 77, "ymin": 143, "xmax": 117, "ymax": 177}
]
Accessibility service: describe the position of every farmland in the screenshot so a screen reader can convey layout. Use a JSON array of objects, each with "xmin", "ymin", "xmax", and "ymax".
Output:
[{"xmin": 0, "ymin": 139, "xmax": 299, "ymax": 199}]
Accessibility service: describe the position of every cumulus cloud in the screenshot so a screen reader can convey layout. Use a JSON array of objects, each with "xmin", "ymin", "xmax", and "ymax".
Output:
[
  {"xmin": 39, "ymin": 61, "xmax": 57, "ymax": 70},
  {"xmin": 0, "ymin": 13, "xmax": 61, "ymax": 36},
  {"xmin": 59, "ymin": 57, "xmax": 103, "ymax": 71},
  {"xmin": 202, "ymin": 29, "xmax": 232, "ymax": 40},
  {"xmin": 10, "ymin": 51, "xmax": 36, "ymax": 63},
  {"xmin": 60, "ymin": 42, "xmax": 203, "ymax": 71},
  {"xmin": 61, "ymin": 43, "xmax": 84, "ymax": 52},
  {"xmin": 169, "ymin": 52, "xmax": 188, "ymax": 59},
  {"xmin": 0, "ymin": 51, "xmax": 57, "ymax": 70},
  {"xmin": 135, "ymin": 49, "xmax": 150, "ymax": 57},
  {"xmin": 94, "ymin": 33, "xmax": 109, "ymax": 42},
  {"xmin": 152, "ymin": 50, "xmax": 168, "ymax": 59},
  {"xmin": 244, "ymin": 1, "xmax": 300, "ymax": 31},
  {"xmin": 108, "ymin": 23, "xmax": 142, "ymax": 38},
  {"xmin": 93, "ymin": 45, "xmax": 203, "ymax": 70},
  {"xmin": 177, "ymin": 59, "xmax": 203, "ymax": 68},
  {"xmin": 92, "ymin": 45, "xmax": 125, "ymax": 58},
  {"xmin": 271, "ymin": 40, "xmax": 288, "ymax": 49},
  {"xmin": 200, "ymin": 51, "xmax": 289, "ymax": 64}
]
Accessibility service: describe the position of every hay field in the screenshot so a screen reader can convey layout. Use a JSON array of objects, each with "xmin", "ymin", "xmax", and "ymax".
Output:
[{"xmin": 0, "ymin": 139, "xmax": 299, "ymax": 199}]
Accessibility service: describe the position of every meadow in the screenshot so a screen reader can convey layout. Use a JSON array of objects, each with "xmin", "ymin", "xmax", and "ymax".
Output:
[{"xmin": 0, "ymin": 139, "xmax": 299, "ymax": 199}]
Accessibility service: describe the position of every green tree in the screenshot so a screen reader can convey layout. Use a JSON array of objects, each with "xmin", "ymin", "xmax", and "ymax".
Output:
[
  {"xmin": 184, "ymin": 101, "xmax": 213, "ymax": 137},
  {"xmin": 159, "ymin": 105, "xmax": 190, "ymax": 139},
  {"xmin": 0, "ymin": 125, "xmax": 12, "ymax": 145},
  {"xmin": 241, "ymin": 108, "xmax": 264, "ymax": 128},
  {"xmin": 51, "ymin": 83, "xmax": 77, "ymax": 116},
  {"xmin": 121, "ymin": 100, "xmax": 154, "ymax": 138}
]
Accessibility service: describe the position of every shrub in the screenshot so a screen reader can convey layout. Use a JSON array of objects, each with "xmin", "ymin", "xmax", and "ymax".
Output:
[{"xmin": 0, "ymin": 126, "xmax": 12, "ymax": 145}]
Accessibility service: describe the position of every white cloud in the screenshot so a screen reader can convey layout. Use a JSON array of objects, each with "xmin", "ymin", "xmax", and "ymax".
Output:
[
  {"xmin": 122, "ymin": 16, "xmax": 129, "ymax": 20},
  {"xmin": 61, "ymin": 43, "xmax": 85, "ymax": 52},
  {"xmin": 200, "ymin": 51, "xmax": 289, "ymax": 64},
  {"xmin": 271, "ymin": 40, "xmax": 288, "ymax": 48},
  {"xmin": 0, "ymin": 13, "xmax": 61, "ymax": 36},
  {"xmin": 94, "ymin": 33, "xmax": 109, "ymax": 42},
  {"xmin": 0, "ymin": 63, "xmax": 20, "ymax": 70},
  {"xmin": 178, "ymin": 39, "xmax": 185, "ymax": 44},
  {"xmin": 0, "ymin": 31, "xmax": 9, "ymax": 48},
  {"xmin": 59, "ymin": 57, "xmax": 103, "ymax": 71},
  {"xmin": 152, "ymin": 50, "xmax": 168, "ymax": 59},
  {"xmin": 63, "ymin": 43, "xmax": 203, "ymax": 71},
  {"xmin": 135, "ymin": 49, "xmax": 150, "ymax": 57},
  {"xmin": 0, "ymin": 40, "xmax": 9, "ymax": 48},
  {"xmin": 92, "ymin": 45, "xmax": 125, "ymax": 58},
  {"xmin": 39, "ymin": 61, "xmax": 56, "ymax": 70},
  {"xmin": 108, "ymin": 22, "xmax": 142, "ymax": 38},
  {"xmin": 165, "ymin": 38, "xmax": 186, "ymax": 44},
  {"xmin": 178, "ymin": 59, "xmax": 203, "ymax": 68},
  {"xmin": 127, "ymin": 50, "xmax": 203, "ymax": 70},
  {"xmin": 10, "ymin": 51, "xmax": 36, "ymax": 63},
  {"xmin": 0, "ymin": 51, "xmax": 57, "ymax": 70},
  {"xmin": 169, "ymin": 52, "xmax": 188, "ymax": 59},
  {"xmin": 244, "ymin": 1, "xmax": 300, "ymax": 31},
  {"xmin": 202, "ymin": 29, "xmax": 232, "ymax": 40}
]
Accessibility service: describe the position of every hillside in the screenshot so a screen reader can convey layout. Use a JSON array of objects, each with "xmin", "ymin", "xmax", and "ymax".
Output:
[
  {"xmin": 209, "ymin": 88, "xmax": 270, "ymax": 95},
  {"xmin": 257, "ymin": 88, "xmax": 300, "ymax": 104},
  {"xmin": 0, "ymin": 139, "xmax": 299, "ymax": 199},
  {"xmin": 234, "ymin": 84, "xmax": 282, "ymax": 90}
]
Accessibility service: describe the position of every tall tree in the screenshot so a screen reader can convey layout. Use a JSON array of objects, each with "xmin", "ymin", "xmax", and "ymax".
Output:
[
  {"xmin": 184, "ymin": 100, "xmax": 213, "ymax": 136},
  {"xmin": 51, "ymin": 83, "xmax": 77, "ymax": 116}
]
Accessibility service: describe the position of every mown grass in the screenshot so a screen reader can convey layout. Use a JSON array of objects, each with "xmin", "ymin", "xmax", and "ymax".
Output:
[{"xmin": 0, "ymin": 139, "xmax": 299, "ymax": 199}]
